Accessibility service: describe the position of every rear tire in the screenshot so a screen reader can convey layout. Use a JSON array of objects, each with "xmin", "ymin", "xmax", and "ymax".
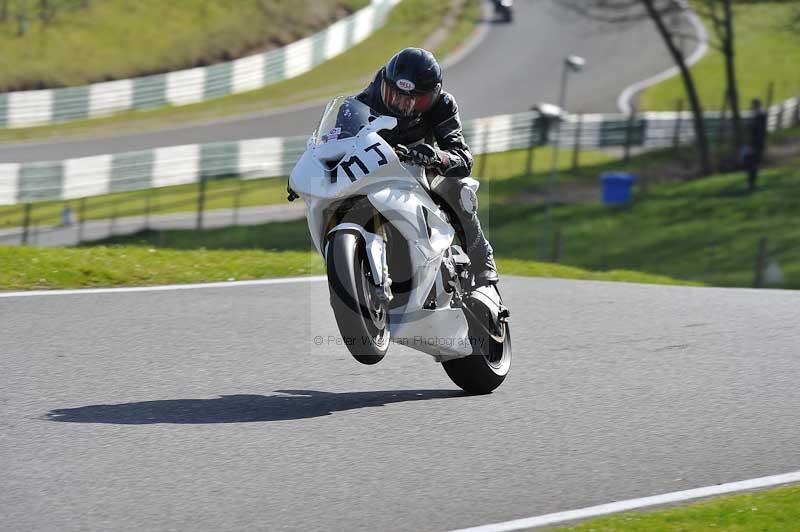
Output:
[
  {"xmin": 443, "ymin": 288, "xmax": 511, "ymax": 394},
  {"xmin": 327, "ymin": 231, "xmax": 390, "ymax": 365}
]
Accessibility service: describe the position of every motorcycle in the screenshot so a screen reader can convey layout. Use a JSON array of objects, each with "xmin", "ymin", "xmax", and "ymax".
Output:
[
  {"xmin": 492, "ymin": 0, "xmax": 513, "ymax": 23},
  {"xmin": 288, "ymin": 96, "xmax": 511, "ymax": 394}
]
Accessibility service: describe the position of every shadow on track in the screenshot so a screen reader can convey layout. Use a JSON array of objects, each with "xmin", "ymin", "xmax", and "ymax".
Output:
[{"xmin": 46, "ymin": 389, "xmax": 464, "ymax": 424}]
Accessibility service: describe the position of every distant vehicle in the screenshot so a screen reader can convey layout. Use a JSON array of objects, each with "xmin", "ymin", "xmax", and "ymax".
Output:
[
  {"xmin": 289, "ymin": 96, "xmax": 512, "ymax": 394},
  {"xmin": 492, "ymin": 0, "xmax": 513, "ymax": 23}
]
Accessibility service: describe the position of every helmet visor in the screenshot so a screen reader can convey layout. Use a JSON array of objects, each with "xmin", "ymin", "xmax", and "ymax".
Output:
[{"xmin": 381, "ymin": 80, "xmax": 436, "ymax": 116}]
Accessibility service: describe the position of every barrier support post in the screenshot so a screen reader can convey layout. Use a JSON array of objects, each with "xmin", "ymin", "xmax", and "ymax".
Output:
[
  {"xmin": 672, "ymin": 99, "xmax": 684, "ymax": 153},
  {"xmin": 78, "ymin": 198, "xmax": 86, "ymax": 243},
  {"xmin": 197, "ymin": 176, "xmax": 207, "ymax": 230},
  {"xmin": 21, "ymin": 203, "xmax": 32, "ymax": 245},
  {"xmin": 754, "ymin": 237, "xmax": 768, "ymax": 288},
  {"xmin": 571, "ymin": 114, "xmax": 583, "ymax": 171}
]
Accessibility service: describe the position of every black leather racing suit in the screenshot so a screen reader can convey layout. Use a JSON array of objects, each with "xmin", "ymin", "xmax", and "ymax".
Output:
[{"xmin": 355, "ymin": 72, "xmax": 495, "ymax": 278}]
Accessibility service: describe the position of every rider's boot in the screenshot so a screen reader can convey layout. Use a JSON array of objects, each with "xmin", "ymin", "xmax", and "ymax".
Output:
[
  {"xmin": 449, "ymin": 202, "xmax": 498, "ymax": 287},
  {"xmin": 463, "ymin": 216, "xmax": 499, "ymax": 287}
]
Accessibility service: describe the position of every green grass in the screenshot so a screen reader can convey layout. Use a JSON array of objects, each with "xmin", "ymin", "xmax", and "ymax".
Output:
[
  {"xmin": 0, "ymin": 213, "xmax": 689, "ymax": 290},
  {"xmin": 0, "ymin": 0, "xmax": 480, "ymax": 143},
  {"xmin": 556, "ymin": 484, "xmax": 800, "ymax": 531},
  {"xmin": 0, "ymin": 0, "xmax": 366, "ymax": 91},
  {"xmin": 497, "ymin": 258, "xmax": 700, "ymax": 286},
  {"xmin": 481, "ymin": 164, "xmax": 800, "ymax": 288},
  {"xmin": 641, "ymin": 1, "xmax": 800, "ymax": 110},
  {"xmin": 0, "ymin": 243, "xmax": 683, "ymax": 290},
  {"xmin": 0, "ymin": 244, "xmax": 324, "ymax": 290}
]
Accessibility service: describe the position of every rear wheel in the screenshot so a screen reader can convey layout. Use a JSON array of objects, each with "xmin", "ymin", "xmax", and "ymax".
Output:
[
  {"xmin": 443, "ymin": 287, "xmax": 511, "ymax": 394},
  {"xmin": 326, "ymin": 231, "xmax": 390, "ymax": 365}
]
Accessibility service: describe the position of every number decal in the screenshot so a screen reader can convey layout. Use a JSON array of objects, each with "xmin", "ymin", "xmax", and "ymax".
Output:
[
  {"xmin": 365, "ymin": 143, "xmax": 388, "ymax": 166},
  {"xmin": 340, "ymin": 155, "xmax": 369, "ymax": 182},
  {"xmin": 330, "ymin": 142, "xmax": 391, "ymax": 183}
]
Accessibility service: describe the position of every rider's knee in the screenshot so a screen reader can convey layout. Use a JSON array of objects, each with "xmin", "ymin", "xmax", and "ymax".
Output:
[
  {"xmin": 434, "ymin": 178, "xmax": 478, "ymax": 216},
  {"xmin": 457, "ymin": 183, "xmax": 478, "ymax": 216}
]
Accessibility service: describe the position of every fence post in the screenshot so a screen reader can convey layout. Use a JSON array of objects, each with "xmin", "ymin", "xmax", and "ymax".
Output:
[
  {"xmin": 144, "ymin": 190, "xmax": 152, "ymax": 230},
  {"xmin": 78, "ymin": 198, "xmax": 86, "ymax": 243},
  {"xmin": 672, "ymin": 99, "xmax": 684, "ymax": 153},
  {"xmin": 753, "ymin": 237, "xmax": 768, "ymax": 288},
  {"xmin": 794, "ymin": 93, "xmax": 800, "ymax": 126},
  {"xmin": 716, "ymin": 91, "xmax": 730, "ymax": 169},
  {"xmin": 624, "ymin": 107, "xmax": 637, "ymax": 164},
  {"xmin": 717, "ymin": 90, "xmax": 729, "ymax": 142},
  {"xmin": 110, "ymin": 205, "xmax": 117, "ymax": 236},
  {"xmin": 571, "ymin": 114, "xmax": 583, "ymax": 171},
  {"xmin": 775, "ymin": 102, "xmax": 784, "ymax": 131},
  {"xmin": 525, "ymin": 115, "xmax": 537, "ymax": 175},
  {"xmin": 233, "ymin": 178, "xmax": 244, "ymax": 225},
  {"xmin": 196, "ymin": 176, "xmax": 207, "ymax": 230},
  {"xmin": 21, "ymin": 203, "xmax": 32, "ymax": 245},
  {"xmin": 551, "ymin": 227, "xmax": 563, "ymax": 263}
]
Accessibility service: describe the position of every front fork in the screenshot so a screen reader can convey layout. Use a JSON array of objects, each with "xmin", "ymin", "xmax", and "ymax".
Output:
[
  {"xmin": 326, "ymin": 217, "xmax": 393, "ymax": 304},
  {"xmin": 372, "ymin": 212, "xmax": 393, "ymax": 304}
]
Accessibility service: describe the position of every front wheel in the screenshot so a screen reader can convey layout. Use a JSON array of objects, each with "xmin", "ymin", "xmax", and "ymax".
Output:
[
  {"xmin": 443, "ymin": 287, "xmax": 511, "ymax": 394},
  {"xmin": 326, "ymin": 231, "xmax": 390, "ymax": 365}
]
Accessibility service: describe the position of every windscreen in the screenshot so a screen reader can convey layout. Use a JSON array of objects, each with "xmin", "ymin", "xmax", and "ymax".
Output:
[{"xmin": 313, "ymin": 96, "xmax": 375, "ymax": 146}]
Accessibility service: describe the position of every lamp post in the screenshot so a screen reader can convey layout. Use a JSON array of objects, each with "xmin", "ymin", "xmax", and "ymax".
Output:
[{"xmin": 538, "ymin": 54, "xmax": 586, "ymax": 261}]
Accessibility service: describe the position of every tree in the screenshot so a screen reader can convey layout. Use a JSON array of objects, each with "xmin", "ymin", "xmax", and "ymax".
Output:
[
  {"xmin": 695, "ymin": 0, "xmax": 742, "ymax": 163},
  {"xmin": 561, "ymin": 0, "xmax": 712, "ymax": 176}
]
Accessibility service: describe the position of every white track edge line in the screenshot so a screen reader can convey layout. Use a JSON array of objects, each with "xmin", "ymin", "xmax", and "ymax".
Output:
[
  {"xmin": 617, "ymin": 5, "xmax": 709, "ymax": 114},
  {"xmin": 0, "ymin": 276, "xmax": 327, "ymax": 298},
  {"xmin": 447, "ymin": 470, "xmax": 800, "ymax": 532},
  {"xmin": 440, "ymin": 0, "xmax": 493, "ymax": 71}
]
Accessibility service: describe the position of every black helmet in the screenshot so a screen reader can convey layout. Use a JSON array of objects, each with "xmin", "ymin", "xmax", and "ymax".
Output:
[{"xmin": 380, "ymin": 48, "xmax": 442, "ymax": 117}]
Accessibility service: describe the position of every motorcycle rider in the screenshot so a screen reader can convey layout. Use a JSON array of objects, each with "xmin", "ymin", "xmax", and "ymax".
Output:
[{"xmin": 354, "ymin": 47, "xmax": 499, "ymax": 286}]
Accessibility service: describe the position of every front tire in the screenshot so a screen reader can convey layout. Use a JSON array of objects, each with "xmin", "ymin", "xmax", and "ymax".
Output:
[
  {"xmin": 327, "ymin": 231, "xmax": 390, "ymax": 365},
  {"xmin": 443, "ymin": 288, "xmax": 511, "ymax": 394}
]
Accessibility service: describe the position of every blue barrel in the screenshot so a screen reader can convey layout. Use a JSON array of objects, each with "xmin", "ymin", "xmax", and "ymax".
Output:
[{"xmin": 601, "ymin": 172, "xmax": 637, "ymax": 205}]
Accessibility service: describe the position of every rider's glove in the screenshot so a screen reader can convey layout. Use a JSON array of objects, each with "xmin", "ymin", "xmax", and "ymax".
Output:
[{"xmin": 409, "ymin": 144, "xmax": 449, "ymax": 172}]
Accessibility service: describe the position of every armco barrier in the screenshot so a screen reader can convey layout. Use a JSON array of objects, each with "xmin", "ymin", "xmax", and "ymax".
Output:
[
  {"xmin": 0, "ymin": 96, "xmax": 797, "ymax": 206},
  {"xmin": 0, "ymin": 0, "xmax": 400, "ymax": 129}
]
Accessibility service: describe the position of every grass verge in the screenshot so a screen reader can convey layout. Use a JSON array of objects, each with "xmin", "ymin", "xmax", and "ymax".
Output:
[
  {"xmin": 0, "ymin": 0, "xmax": 366, "ymax": 92},
  {"xmin": 482, "ymin": 164, "xmax": 800, "ymax": 288},
  {"xmin": 0, "ymin": 245, "xmax": 323, "ymax": 290},
  {"xmin": 555, "ymin": 484, "xmax": 800, "ymax": 531},
  {"xmin": 0, "ymin": 215, "xmax": 686, "ymax": 290},
  {"xmin": 0, "ymin": 0, "xmax": 481, "ymax": 144},
  {"xmin": 641, "ymin": 1, "xmax": 800, "ymax": 110},
  {"xmin": 0, "ymin": 244, "xmax": 686, "ymax": 291}
]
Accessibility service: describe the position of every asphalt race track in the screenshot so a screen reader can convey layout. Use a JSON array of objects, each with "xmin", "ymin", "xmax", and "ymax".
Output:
[
  {"xmin": 0, "ymin": 0, "xmax": 694, "ymax": 163},
  {"xmin": 2, "ymin": 277, "xmax": 799, "ymax": 531}
]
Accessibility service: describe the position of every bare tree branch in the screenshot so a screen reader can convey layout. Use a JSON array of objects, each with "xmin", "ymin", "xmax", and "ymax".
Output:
[{"xmin": 561, "ymin": 0, "xmax": 713, "ymax": 175}]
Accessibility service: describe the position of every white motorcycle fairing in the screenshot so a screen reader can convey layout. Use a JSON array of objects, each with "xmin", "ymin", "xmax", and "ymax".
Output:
[{"xmin": 289, "ymin": 98, "xmax": 473, "ymax": 360}]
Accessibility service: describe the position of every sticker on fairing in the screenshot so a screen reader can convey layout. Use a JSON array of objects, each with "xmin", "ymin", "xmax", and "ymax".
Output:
[{"xmin": 321, "ymin": 127, "xmax": 341, "ymax": 143}]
